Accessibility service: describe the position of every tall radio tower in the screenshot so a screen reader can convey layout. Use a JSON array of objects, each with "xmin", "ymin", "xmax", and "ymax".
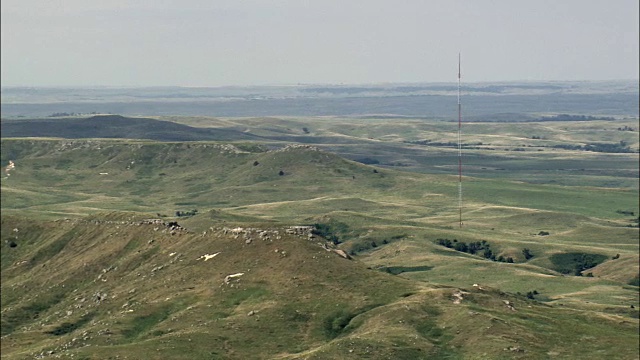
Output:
[{"xmin": 457, "ymin": 53, "xmax": 463, "ymax": 228}]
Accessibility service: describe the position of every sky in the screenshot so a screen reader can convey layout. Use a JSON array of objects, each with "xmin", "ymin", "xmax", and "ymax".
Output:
[{"xmin": 1, "ymin": 0, "xmax": 638, "ymax": 87}]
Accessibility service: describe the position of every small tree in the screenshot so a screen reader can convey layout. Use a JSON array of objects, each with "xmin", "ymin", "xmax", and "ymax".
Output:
[
  {"xmin": 453, "ymin": 242, "xmax": 468, "ymax": 252},
  {"xmin": 522, "ymin": 248, "xmax": 534, "ymax": 260}
]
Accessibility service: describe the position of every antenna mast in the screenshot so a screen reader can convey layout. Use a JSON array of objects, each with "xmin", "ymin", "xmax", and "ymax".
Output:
[{"xmin": 457, "ymin": 53, "xmax": 463, "ymax": 227}]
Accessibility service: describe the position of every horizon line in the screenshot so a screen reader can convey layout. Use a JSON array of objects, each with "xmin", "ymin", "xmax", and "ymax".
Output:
[{"xmin": 1, "ymin": 78, "xmax": 639, "ymax": 89}]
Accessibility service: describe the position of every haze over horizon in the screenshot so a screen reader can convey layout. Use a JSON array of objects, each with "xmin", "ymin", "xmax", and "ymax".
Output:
[{"xmin": 1, "ymin": 0, "xmax": 638, "ymax": 87}]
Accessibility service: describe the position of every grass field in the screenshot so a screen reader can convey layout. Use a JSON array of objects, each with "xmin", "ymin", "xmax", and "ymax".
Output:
[{"xmin": 1, "ymin": 115, "xmax": 638, "ymax": 359}]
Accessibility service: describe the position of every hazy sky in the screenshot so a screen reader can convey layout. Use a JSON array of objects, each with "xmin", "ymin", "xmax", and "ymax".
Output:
[{"xmin": 1, "ymin": 0, "xmax": 638, "ymax": 87}]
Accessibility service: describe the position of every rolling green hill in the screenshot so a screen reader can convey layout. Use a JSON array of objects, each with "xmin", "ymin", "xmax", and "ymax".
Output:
[
  {"xmin": 1, "ymin": 213, "xmax": 638, "ymax": 359},
  {"xmin": 1, "ymin": 137, "xmax": 638, "ymax": 359}
]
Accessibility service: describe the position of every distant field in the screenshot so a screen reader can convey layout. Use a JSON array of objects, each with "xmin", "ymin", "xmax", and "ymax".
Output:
[
  {"xmin": 3, "ymin": 115, "xmax": 637, "ymax": 190},
  {"xmin": 2, "ymin": 81, "xmax": 638, "ymax": 118}
]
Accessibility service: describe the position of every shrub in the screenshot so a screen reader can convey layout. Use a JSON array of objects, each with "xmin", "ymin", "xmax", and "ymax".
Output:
[
  {"xmin": 522, "ymin": 248, "xmax": 534, "ymax": 260},
  {"xmin": 175, "ymin": 209, "xmax": 198, "ymax": 217},
  {"xmin": 453, "ymin": 242, "xmax": 468, "ymax": 252},
  {"xmin": 437, "ymin": 238, "xmax": 453, "ymax": 248}
]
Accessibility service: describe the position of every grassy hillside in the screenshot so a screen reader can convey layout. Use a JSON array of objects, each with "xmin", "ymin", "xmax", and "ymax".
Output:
[
  {"xmin": 3, "ymin": 115, "xmax": 638, "ymax": 190},
  {"xmin": 1, "ymin": 214, "xmax": 638, "ymax": 359},
  {"xmin": 1, "ymin": 137, "xmax": 638, "ymax": 359},
  {"xmin": 0, "ymin": 115, "xmax": 260, "ymax": 142}
]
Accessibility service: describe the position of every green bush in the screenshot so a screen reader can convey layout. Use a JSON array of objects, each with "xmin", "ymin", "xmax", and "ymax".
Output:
[
  {"xmin": 522, "ymin": 248, "xmax": 534, "ymax": 260},
  {"xmin": 175, "ymin": 209, "xmax": 198, "ymax": 217}
]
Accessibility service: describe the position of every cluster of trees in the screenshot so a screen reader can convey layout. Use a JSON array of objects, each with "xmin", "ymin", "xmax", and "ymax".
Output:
[
  {"xmin": 538, "ymin": 114, "xmax": 614, "ymax": 121},
  {"xmin": 436, "ymin": 238, "xmax": 536, "ymax": 264},
  {"xmin": 437, "ymin": 238, "xmax": 515, "ymax": 263},
  {"xmin": 406, "ymin": 140, "xmax": 484, "ymax": 148},
  {"xmin": 175, "ymin": 209, "xmax": 198, "ymax": 217},
  {"xmin": 48, "ymin": 111, "xmax": 99, "ymax": 117},
  {"xmin": 571, "ymin": 254, "xmax": 605, "ymax": 276},
  {"xmin": 552, "ymin": 141, "xmax": 634, "ymax": 153},
  {"xmin": 617, "ymin": 125, "xmax": 635, "ymax": 131},
  {"xmin": 549, "ymin": 252, "xmax": 607, "ymax": 276}
]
